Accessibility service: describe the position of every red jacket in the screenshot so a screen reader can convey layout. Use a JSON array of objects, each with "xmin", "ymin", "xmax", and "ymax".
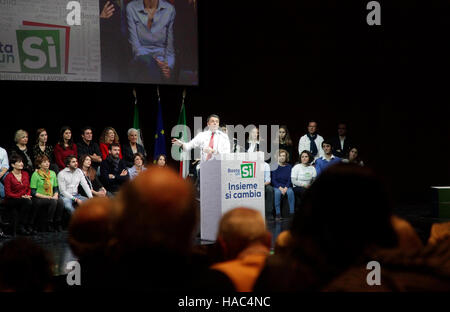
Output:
[
  {"xmin": 54, "ymin": 143, "xmax": 78, "ymax": 171},
  {"xmin": 4, "ymin": 171, "xmax": 31, "ymax": 198},
  {"xmin": 100, "ymin": 143, "xmax": 123, "ymax": 160}
]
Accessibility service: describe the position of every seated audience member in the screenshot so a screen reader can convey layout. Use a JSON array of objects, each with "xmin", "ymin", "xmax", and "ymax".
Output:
[
  {"xmin": 390, "ymin": 215, "xmax": 423, "ymax": 253},
  {"xmin": 77, "ymin": 126, "xmax": 102, "ymax": 170},
  {"xmin": 342, "ymin": 147, "xmax": 364, "ymax": 166},
  {"xmin": 211, "ymin": 207, "xmax": 272, "ymax": 292},
  {"xmin": 32, "ymin": 128, "xmax": 58, "ymax": 173},
  {"xmin": 428, "ymin": 221, "xmax": 450, "ymax": 245},
  {"xmin": 298, "ymin": 121, "xmax": 324, "ymax": 161},
  {"xmin": 155, "ymin": 154, "xmax": 167, "ymax": 167},
  {"xmin": 100, "ymin": 143, "xmax": 129, "ymax": 193},
  {"xmin": 79, "ymin": 155, "xmax": 109, "ymax": 198},
  {"xmin": 99, "ymin": 127, "xmax": 123, "ymax": 160},
  {"xmin": 0, "ymin": 146, "xmax": 9, "ymax": 199},
  {"xmin": 330, "ymin": 123, "xmax": 353, "ymax": 158},
  {"xmin": 122, "ymin": 128, "xmax": 147, "ymax": 168},
  {"xmin": 245, "ymin": 126, "xmax": 260, "ymax": 153},
  {"xmin": 314, "ymin": 140, "xmax": 341, "ymax": 176},
  {"xmin": 58, "ymin": 155, "xmax": 93, "ymax": 214},
  {"xmin": 9, "ymin": 129, "xmax": 34, "ymax": 176},
  {"xmin": 54, "ymin": 126, "xmax": 78, "ymax": 171},
  {"xmin": 254, "ymin": 164, "xmax": 398, "ymax": 292},
  {"xmin": 0, "ymin": 238, "xmax": 53, "ymax": 291},
  {"xmin": 221, "ymin": 125, "xmax": 241, "ymax": 153},
  {"xmin": 291, "ymin": 150, "xmax": 316, "ymax": 209},
  {"xmin": 30, "ymin": 156, "xmax": 64, "ymax": 232},
  {"xmin": 272, "ymin": 149, "xmax": 295, "ymax": 220},
  {"xmin": 68, "ymin": 197, "xmax": 117, "ymax": 289},
  {"xmin": 128, "ymin": 153, "xmax": 147, "ymax": 180},
  {"xmin": 264, "ymin": 161, "xmax": 274, "ymax": 219},
  {"xmin": 3, "ymin": 153, "xmax": 36, "ymax": 236},
  {"xmin": 111, "ymin": 167, "xmax": 234, "ymax": 291},
  {"xmin": 277, "ymin": 125, "xmax": 294, "ymax": 164}
]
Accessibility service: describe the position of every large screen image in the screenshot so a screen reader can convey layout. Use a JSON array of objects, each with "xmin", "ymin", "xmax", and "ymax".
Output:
[{"xmin": 0, "ymin": 0, "xmax": 198, "ymax": 85}]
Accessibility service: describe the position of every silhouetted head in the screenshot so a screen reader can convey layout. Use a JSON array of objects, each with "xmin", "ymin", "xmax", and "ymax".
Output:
[
  {"xmin": 68, "ymin": 197, "xmax": 117, "ymax": 259},
  {"xmin": 0, "ymin": 238, "xmax": 53, "ymax": 292},
  {"xmin": 217, "ymin": 207, "xmax": 271, "ymax": 260},
  {"xmin": 291, "ymin": 163, "xmax": 397, "ymax": 264},
  {"xmin": 115, "ymin": 166, "xmax": 197, "ymax": 256}
]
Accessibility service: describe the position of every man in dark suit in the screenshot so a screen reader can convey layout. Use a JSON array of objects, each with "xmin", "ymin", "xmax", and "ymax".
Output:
[
  {"xmin": 330, "ymin": 123, "xmax": 353, "ymax": 158},
  {"xmin": 100, "ymin": 143, "xmax": 129, "ymax": 193}
]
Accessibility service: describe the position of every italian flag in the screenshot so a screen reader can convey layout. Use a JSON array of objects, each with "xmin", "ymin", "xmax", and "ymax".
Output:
[{"xmin": 178, "ymin": 89, "xmax": 189, "ymax": 178}]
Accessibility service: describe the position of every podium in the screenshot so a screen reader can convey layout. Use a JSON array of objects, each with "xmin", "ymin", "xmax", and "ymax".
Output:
[{"xmin": 200, "ymin": 152, "xmax": 265, "ymax": 241}]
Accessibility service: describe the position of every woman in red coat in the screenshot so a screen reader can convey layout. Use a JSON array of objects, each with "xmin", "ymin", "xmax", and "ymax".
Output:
[
  {"xmin": 3, "ymin": 153, "xmax": 36, "ymax": 236},
  {"xmin": 99, "ymin": 127, "xmax": 123, "ymax": 160},
  {"xmin": 54, "ymin": 126, "xmax": 77, "ymax": 171}
]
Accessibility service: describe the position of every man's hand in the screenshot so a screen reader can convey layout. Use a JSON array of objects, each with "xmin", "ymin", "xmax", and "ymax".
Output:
[
  {"xmin": 172, "ymin": 138, "xmax": 183, "ymax": 147},
  {"xmin": 109, "ymin": 174, "xmax": 115, "ymax": 179},
  {"xmin": 155, "ymin": 59, "xmax": 171, "ymax": 79},
  {"xmin": 100, "ymin": 1, "xmax": 115, "ymax": 19},
  {"xmin": 203, "ymin": 147, "xmax": 214, "ymax": 155},
  {"xmin": 75, "ymin": 198, "xmax": 83, "ymax": 205},
  {"xmin": 91, "ymin": 154, "xmax": 102, "ymax": 163},
  {"xmin": 120, "ymin": 169, "xmax": 128, "ymax": 176}
]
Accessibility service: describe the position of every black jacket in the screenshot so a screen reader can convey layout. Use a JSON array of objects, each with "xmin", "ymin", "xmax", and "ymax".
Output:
[
  {"xmin": 122, "ymin": 142, "xmax": 147, "ymax": 168},
  {"xmin": 100, "ymin": 155, "xmax": 129, "ymax": 193}
]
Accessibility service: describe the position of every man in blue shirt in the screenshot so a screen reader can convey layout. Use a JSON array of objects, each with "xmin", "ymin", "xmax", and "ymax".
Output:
[{"xmin": 315, "ymin": 140, "xmax": 341, "ymax": 176}]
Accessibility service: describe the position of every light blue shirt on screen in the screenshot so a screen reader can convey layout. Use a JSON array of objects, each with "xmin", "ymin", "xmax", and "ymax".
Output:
[{"xmin": 126, "ymin": 0, "xmax": 176, "ymax": 69}]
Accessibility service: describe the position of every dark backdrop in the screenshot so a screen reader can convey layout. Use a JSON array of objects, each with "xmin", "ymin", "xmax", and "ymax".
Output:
[{"xmin": 1, "ymin": 0, "xmax": 449, "ymax": 204}]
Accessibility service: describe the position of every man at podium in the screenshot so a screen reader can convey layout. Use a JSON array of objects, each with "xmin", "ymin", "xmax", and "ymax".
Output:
[{"xmin": 172, "ymin": 114, "xmax": 231, "ymax": 162}]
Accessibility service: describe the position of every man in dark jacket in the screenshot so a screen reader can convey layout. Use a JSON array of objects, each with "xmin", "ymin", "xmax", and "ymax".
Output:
[{"xmin": 100, "ymin": 143, "xmax": 129, "ymax": 193}]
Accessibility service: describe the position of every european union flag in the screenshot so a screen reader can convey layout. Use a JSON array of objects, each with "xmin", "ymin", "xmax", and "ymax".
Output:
[{"xmin": 153, "ymin": 97, "xmax": 166, "ymax": 163}]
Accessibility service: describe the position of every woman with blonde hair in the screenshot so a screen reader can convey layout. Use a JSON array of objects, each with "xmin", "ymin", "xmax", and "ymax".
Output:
[
  {"xmin": 99, "ymin": 127, "xmax": 123, "ymax": 160},
  {"xmin": 9, "ymin": 129, "xmax": 34, "ymax": 176}
]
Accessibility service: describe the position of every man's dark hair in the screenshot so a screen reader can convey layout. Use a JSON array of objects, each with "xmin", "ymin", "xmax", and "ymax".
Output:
[
  {"xmin": 64, "ymin": 155, "xmax": 77, "ymax": 167},
  {"xmin": 207, "ymin": 114, "xmax": 220, "ymax": 123},
  {"xmin": 9, "ymin": 152, "xmax": 23, "ymax": 167},
  {"xmin": 81, "ymin": 126, "xmax": 94, "ymax": 136},
  {"xmin": 109, "ymin": 143, "xmax": 121, "ymax": 151},
  {"xmin": 322, "ymin": 140, "xmax": 332, "ymax": 148}
]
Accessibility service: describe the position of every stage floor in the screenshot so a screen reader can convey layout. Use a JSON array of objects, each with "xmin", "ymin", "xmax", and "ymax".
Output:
[{"xmin": 0, "ymin": 217, "xmax": 292, "ymax": 276}]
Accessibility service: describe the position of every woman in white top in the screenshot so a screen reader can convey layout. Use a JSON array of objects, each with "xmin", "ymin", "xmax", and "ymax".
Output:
[
  {"xmin": 128, "ymin": 153, "xmax": 147, "ymax": 180},
  {"xmin": 245, "ymin": 126, "xmax": 260, "ymax": 153},
  {"xmin": 291, "ymin": 150, "xmax": 317, "ymax": 208}
]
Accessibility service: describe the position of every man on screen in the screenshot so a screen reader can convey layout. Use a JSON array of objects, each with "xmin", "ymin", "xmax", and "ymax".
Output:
[{"xmin": 172, "ymin": 114, "xmax": 231, "ymax": 163}]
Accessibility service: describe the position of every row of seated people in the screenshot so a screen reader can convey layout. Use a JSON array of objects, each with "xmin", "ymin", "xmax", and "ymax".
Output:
[
  {"xmin": 0, "ymin": 165, "xmax": 449, "ymax": 291},
  {"xmin": 263, "ymin": 139, "xmax": 363, "ymax": 220},
  {"xmin": 0, "ymin": 145, "xmax": 168, "ymax": 238},
  {"xmin": 227, "ymin": 121, "xmax": 359, "ymax": 165},
  {"xmin": 0, "ymin": 126, "xmax": 146, "ymax": 178}
]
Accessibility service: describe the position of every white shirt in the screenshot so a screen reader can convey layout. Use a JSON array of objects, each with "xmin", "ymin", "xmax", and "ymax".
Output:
[
  {"xmin": 247, "ymin": 141, "xmax": 259, "ymax": 153},
  {"xmin": 298, "ymin": 134, "xmax": 324, "ymax": 159},
  {"xmin": 0, "ymin": 147, "xmax": 8, "ymax": 171},
  {"xmin": 291, "ymin": 163, "xmax": 317, "ymax": 188},
  {"xmin": 57, "ymin": 167, "xmax": 93, "ymax": 200},
  {"xmin": 183, "ymin": 129, "xmax": 231, "ymax": 162}
]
